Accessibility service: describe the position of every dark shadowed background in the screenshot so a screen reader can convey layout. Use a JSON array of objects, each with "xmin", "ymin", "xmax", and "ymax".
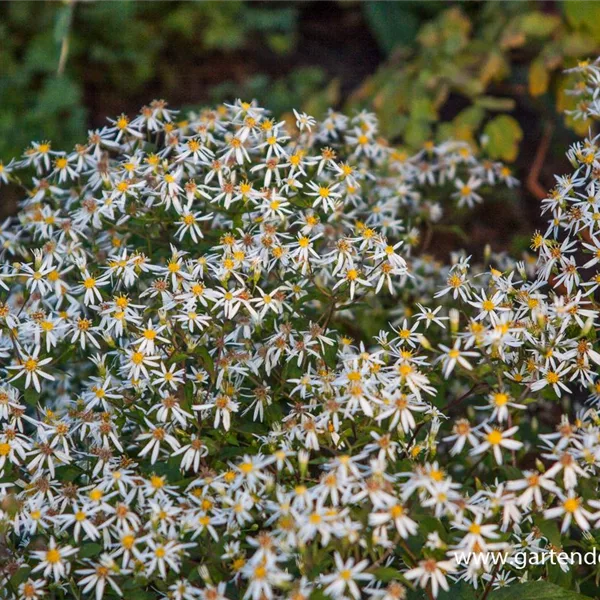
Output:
[{"xmin": 2, "ymin": 0, "xmax": 600, "ymax": 255}]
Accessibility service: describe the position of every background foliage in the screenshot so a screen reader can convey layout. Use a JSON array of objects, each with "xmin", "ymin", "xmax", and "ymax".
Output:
[{"xmin": 0, "ymin": 0, "xmax": 599, "ymax": 249}]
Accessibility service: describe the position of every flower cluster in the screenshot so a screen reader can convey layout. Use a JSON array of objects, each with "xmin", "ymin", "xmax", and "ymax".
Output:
[{"xmin": 0, "ymin": 80, "xmax": 598, "ymax": 600}]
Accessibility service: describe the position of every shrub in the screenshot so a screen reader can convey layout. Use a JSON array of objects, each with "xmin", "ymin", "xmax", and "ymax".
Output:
[
  {"xmin": 353, "ymin": 4, "xmax": 600, "ymax": 159},
  {"xmin": 0, "ymin": 62, "xmax": 599, "ymax": 600}
]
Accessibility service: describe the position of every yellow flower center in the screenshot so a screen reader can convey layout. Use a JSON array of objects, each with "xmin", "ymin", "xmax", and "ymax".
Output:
[
  {"xmin": 469, "ymin": 523, "xmax": 481, "ymax": 535},
  {"xmin": 24, "ymin": 358, "xmax": 38, "ymax": 372},
  {"xmin": 486, "ymin": 430, "xmax": 503, "ymax": 445},
  {"xmin": 564, "ymin": 497, "xmax": 580, "ymax": 513},
  {"xmin": 131, "ymin": 352, "xmax": 144, "ymax": 365},
  {"xmin": 494, "ymin": 393, "xmax": 509, "ymax": 406}
]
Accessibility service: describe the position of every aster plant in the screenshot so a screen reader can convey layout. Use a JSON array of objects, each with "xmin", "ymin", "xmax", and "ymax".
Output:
[{"xmin": 1, "ymin": 61, "xmax": 600, "ymax": 600}]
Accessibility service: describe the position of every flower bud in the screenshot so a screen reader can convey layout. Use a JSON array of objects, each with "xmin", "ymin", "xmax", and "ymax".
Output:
[
  {"xmin": 582, "ymin": 315, "xmax": 595, "ymax": 336},
  {"xmin": 418, "ymin": 334, "xmax": 432, "ymax": 350},
  {"xmin": 483, "ymin": 244, "xmax": 491, "ymax": 264},
  {"xmin": 298, "ymin": 450, "xmax": 309, "ymax": 477},
  {"xmin": 449, "ymin": 308, "xmax": 460, "ymax": 333}
]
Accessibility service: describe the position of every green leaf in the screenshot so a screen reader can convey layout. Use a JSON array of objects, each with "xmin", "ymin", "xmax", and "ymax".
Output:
[
  {"xmin": 372, "ymin": 567, "xmax": 403, "ymax": 583},
  {"xmin": 53, "ymin": 3, "xmax": 74, "ymax": 44},
  {"xmin": 518, "ymin": 12, "xmax": 560, "ymax": 37},
  {"xmin": 529, "ymin": 59, "xmax": 550, "ymax": 97},
  {"xmin": 436, "ymin": 581, "xmax": 478, "ymax": 600},
  {"xmin": 168, "ymin": 352, "xmax": 189, "ymax": 365},
  {"xmin": 564, "ymin": 1, "xmax": 600, "ymax": 42},
  {"xmin": 9, "ymin": 565, "xmax": 31, "ymax": 588},
  {"xmin": 23, "ymin": 389, "xmax": 40, "ymax": 407},
  {"xmin": 559, "ymin": 31, "xmax": 598, "ymax": 57},
  {"xmin": 34, "ymin": 75, "xmax": 82, "ymax": 114},
  {"xmin": 482, "ymin": 115, "xmax": 523, "ymax": 162},
  {"xmin": 78, "ymin": 543, "xmax": 102, "ymax": 558},
  {"xmin": 404, "ymin": 119, "xmax": 431, "ymax": 148},
  {"xmin": 475, "ymin": 96, "xmax": 516, "ymax": 111},
  {"xmin": 410, "ymin": 97, "xmax": 437, "ymax": 123},
  {"xmin": 489, "ymin": 581, "xmax": 592, "ymax": 600},
  {"xmin": 533, "ymin": 513, "xmax": 561, "ymax": 547},
  {"xmin": 196, "ymin": 346, "xmax": 215, "ymax": 380},
  {"xmin": 363, "ymin": 2, "xmax": 421, "ymax": 55}
]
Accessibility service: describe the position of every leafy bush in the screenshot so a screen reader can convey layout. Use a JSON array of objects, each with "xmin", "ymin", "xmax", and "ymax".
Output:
[
  {"xmin": 2, "ymin": 57, "xmax": 600, "ymax": 599},
  {"xmin": 351, "ymin": 3, "xmax": 600, "ymax": 160},
  {"xmin": 0, "ymin": 1, "xmax": 300, "ymax": 159}
]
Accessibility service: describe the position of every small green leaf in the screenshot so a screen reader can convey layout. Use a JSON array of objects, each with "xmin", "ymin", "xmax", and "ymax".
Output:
[
  {"xmin": 373, "ymin": 566, "xmax": 403, "ymax": 583},
  {"xmin": 533, "ymin": 514, "xmax": 561, "ymax": 547},
  {"xmin": 475, "ymin": 96, "xmax": 516, "ymax": 112},
  {"xmin": 78, "ymin": 543, "xmax": 102, "ymax": 558},
  {"xmin": 168, "ymin": 352, "xmax": 188, "ymax": 365}
]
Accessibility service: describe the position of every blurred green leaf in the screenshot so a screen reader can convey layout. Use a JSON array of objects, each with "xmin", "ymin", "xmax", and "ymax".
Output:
[
  {"xmin": 53, "ymin": 3, "xmax": 74, "ymax": 44},
  {"xmin": 372, "ymin": 567, "xmax": 403, "ymax": 583},
  {"xmin": 564, "ymin": 1, "xmax": 600, "ymax": 42},
  {"xmin": 483, "ymin": 115, "xmax": 523, "ymax": 162},
  {"xmin": 436, "ymin": 582, "xmax": 478, "ymax": 600},
  {"xmin": 519, "ymin": 12, "xmax": 561, "ymax": 37},
  {"xmin": 405, "ymin": 119, "xmax": 431, "ymax": 147},
  {"xmin": 489, "ymin": 582, "xmax": 591, "ymax": 600},
  {"xmin": 363, "ymin": 2, "xmax": 421, "ymax": 55},
  {"xmin": 529, "ymin": 59, "xmax": 550, "ymax": 96},
  {"xmin": 475, "ymin": 96, "xmax": 516, "ymax": 111}
]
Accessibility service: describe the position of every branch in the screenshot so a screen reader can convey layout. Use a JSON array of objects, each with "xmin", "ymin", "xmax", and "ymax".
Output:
[{"xmin": 526, "ymin": 123, "xmax": 553, "ymax": 201}]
